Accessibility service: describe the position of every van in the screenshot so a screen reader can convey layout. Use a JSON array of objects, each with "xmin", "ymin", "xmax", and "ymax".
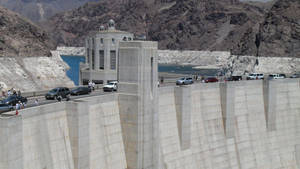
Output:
[{"xmin": 247, "ymin": 73, "xmax": 264, "ymax": 80}]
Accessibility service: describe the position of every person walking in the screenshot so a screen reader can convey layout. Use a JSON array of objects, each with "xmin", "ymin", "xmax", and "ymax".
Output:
[
  {"xmin": 56, "ymin": 95, "xmax": 62, "ymax": 102},
  {"xmin": 16, "ymin": 102, "xmax": 21, "ymax": 110},
  {"xmin": 7, "ymin": 90, "xmax": 11, "ymax": 96},
  {"xmin": 92, "ymin": 82, "xmax": 95, "ymax": 91},
  {"xmin": 1, "ymin": 91, "xmax": 6, "ymax": 98},
  {"xmin": 34, "ymin": 99, "xmax": 39, "ymax": 106}
]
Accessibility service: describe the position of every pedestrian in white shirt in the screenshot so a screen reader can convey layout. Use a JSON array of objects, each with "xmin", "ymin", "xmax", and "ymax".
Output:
[{"xmin": 16, "ymin": 102, "xmax": 20, "ymax": 110}]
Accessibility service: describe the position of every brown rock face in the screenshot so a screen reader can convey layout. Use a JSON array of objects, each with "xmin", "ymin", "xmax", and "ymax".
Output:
[
  {"xmin": 0, "ymin": 6, "xmax": 55, "ymax": 57},
  {"xmin": 46, "ymin": 0, "xmax": 265, "ymax": 52},
  {"xmin": 45, "ymin": 0, "xmax": 300, "ymax": 58},
  {"xmin": 257, "ymin": 0, "xmax": 300, "ymax": 57},
  {"xmin": 0, "ymin": 0, "xmax": 98, "ymax": 23}
]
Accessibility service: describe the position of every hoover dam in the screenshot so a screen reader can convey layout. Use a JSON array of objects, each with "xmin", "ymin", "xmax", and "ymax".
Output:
[{"xmin": 1, "ymin": 41, "xmax": 300, "ymax": 169}]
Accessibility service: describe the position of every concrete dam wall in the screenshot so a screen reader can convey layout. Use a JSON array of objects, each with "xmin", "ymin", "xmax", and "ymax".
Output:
[
  {"xmin": 158, "ymin": 79, "xmax": 300, "ymax": 169},
  {"xmin": 0, "ymin": 94, "xmax": 127, "ymax": 169},
  {"xmin": 1, "ymin": 41, "xmax": 300, "ymax": 169},
  {"xmin": 1, "ymin": 79, "xmax": 300, "ymax": 169}
]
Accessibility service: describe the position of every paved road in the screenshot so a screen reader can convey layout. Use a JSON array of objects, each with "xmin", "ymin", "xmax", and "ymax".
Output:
[
  {"xmin": 24, "ymin": 89, "xmax": 110, "ymax": 109},
  {"xmin": 8, "ymin": 78, "xmax": 196, "ymax": 113}
]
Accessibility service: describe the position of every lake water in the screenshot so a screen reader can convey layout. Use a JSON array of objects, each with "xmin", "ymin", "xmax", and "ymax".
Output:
[
  {"xmin": 60, "ymin": 56, "xmax": 219, "ymax": 85},
  {"xmin": 158, "ymin": 64, "xmax": 219, "ymax": 76},
  {"xmin": 61, "ymin": 55, "xmax": 85, "ymax": 86}
]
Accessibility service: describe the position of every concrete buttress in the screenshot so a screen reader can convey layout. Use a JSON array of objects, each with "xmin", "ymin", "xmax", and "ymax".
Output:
[{"xmin": 118, "ymin": 41, "xmax": 159, "ymax": 169}]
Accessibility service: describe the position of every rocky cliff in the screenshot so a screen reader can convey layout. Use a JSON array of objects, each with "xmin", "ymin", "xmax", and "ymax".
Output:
[
  {"xmin": 46, "ymin": 0, "xmax": 300, "ymax": 58},
  {"xmin": 45, "ymin": 0, "xmax": 267, "ymax": 51},
  {"xmin": 0, "ymin": 50, "xmax": 75, "ymax": 92},
  {"xmin": 0, "ymin": 6, "xmax": 55, "ymax": 57},
  {"xmin": 0, "ymin": 0, "xmax": 98, "ymax": 22},
  {"xmin": 257, "ymin": 0, "xmax": 300, "ymax": 57}
]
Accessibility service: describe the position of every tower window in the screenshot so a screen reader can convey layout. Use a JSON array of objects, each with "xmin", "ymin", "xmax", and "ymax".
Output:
[
  {"xmin": 99, "ymin": 50, "xmax": 104, "ymax": 70},
  {"xmin": 87, "ymin": 48, "xmax": 90, "ymax": 63},
  {"xmin": 110, "ymin": 50, "xmax": 116, "ymax": 70},
  {"xmin": 92, "ymin": 50, "xmax": 95, "ymax": 70},
  {"xmin": 151, "ymin": 57, "xmax": 153, "ymax": 94}
]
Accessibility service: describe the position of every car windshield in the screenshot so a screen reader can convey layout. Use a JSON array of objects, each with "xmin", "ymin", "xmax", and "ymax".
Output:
[
  {"xmin": 107, "ymin": 82, "xmax": 115, "ymax": 85},
  {"xmin": 49, "ymin": 88, "xmax": 58, "ymax": 93},
  {"xmin": 249, "ymin": 74, "xmax": 255, "ymax": 76},
  {"xmin": 180, "ymin": 78, "xmax": 185, "ymax": 80},
  {"xmin": 3, "ymin": 96, "xmax": 16, "ymax": 101}
]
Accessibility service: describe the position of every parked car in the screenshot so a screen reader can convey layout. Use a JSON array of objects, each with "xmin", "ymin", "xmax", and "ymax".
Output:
[
  {"xmin": 0, "ymin": 103, "xmax": 13, "ymax": 113},
  {"xmin": 45, "ymin": 87, "xmax": 70, "ymax": 100},
  {"xmin": 226, "ymin": 76, "xmax": 242, "ymax": 81},
  {"xmin": 247, "ymin": 73, "xmax": 264, "ymax": 80},
  {"xmin": 176, "ymin": 77, "xmax": 194, "ymax": 85},
  {"xmin": 70, "ymin": 87, "xmax": 91, "ymax": 96},
  {"xmin": 280, "ymin": 74, "xmax": 286, "ymax": 78},
  {"xmin": 103, "ymin": 81, "xmax": 118, "ymax": 92},
  {"xmin": 0, "ymin": 95, "xmax": 27, "ymax": 106},
  {"xmin": 268, "ymin": 74, "xmax": 285, "ymax": 80},
  {"xmin": 204, "ymin": 77, "xmax": 219, "ymax": 83},
  {"xmin": 290, "ymin": 73, "xmax": 300, "ymax": 78}
]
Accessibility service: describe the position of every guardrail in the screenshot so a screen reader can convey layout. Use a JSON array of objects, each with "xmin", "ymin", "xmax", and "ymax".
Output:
[{"xmin": 22, "ymin": 84, "xmax": 104, "ymax": 98}]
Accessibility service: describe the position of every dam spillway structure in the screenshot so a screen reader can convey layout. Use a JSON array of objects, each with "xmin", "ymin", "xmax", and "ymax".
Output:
[{"xmin": 1, "ymin": 40, "xmax": 300, "ymax": 169}]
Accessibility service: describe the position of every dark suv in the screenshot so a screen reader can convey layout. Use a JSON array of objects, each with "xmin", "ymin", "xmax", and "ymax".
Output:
[
  {"xmin": 1, "ymin": 95, "xmax": 27, "ymax": 106},
  {"xmin": 45, "ymin": 87, "xmax": 70, "ymax": 100},
  {"xmin": 0, "ymin": 103, "xmax": 13, "ymax": 113}
]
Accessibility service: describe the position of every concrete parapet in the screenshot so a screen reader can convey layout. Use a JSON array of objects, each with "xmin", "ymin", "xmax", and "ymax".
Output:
[{"xmin": 0, "ymin": 115, "xmax": 23, "ymax": 169}]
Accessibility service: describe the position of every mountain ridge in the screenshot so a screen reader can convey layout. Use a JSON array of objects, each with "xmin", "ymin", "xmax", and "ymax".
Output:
[
  {"xmin": 0, "ymin": 5, "xmax": 55, "ymax": 57},
  {"xmin": 0, "ymin": 0, "xmax": 98, "ymax": 22},
  {"xmin": 45, "ymin": 0, "xmax": 267, "ymax": 54}
]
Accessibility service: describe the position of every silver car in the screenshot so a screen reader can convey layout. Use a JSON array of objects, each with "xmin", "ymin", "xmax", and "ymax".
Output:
[{"xmin": 176, "ymin": 77, "xmax": 194, "ymax": 85}]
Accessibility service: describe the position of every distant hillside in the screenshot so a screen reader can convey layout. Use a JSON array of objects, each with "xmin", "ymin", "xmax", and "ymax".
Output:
[
  {"xmin": 45, "ymin": 0, "xmax": 267, "ymax": 53},
  {"xmin": 44, "ymin": 0, "xmax": 299, "ymax": 57},
  {"xmin": 257, "ymin": 0, "xmax": 300, "ymax": 57},
  {"xmin": 0, "ymin": 0, "xmax": 98, "ymax": 22},
  {"xmin": 0, "ymin": 6, "xmax": 55, "ymax": 57}
]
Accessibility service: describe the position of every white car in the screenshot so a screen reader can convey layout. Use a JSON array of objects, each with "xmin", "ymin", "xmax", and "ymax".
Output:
[
  {"xmin": 268, "ymin": 74, "xmax": 285, "ymax": 79},
  {"xmin": 247, "ymin": 73, "xmax": 264, "ymax": 80},
  {"xmin": 103, "ymin": 81, "xmax": 118, "ymax": 92},
  {"xmin": 176, "ymin": 77, "xmax": 194, "ymax": 85}
]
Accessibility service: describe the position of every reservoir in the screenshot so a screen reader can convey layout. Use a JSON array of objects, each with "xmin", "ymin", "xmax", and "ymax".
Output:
[{"xmin": 61, "ymin": 56, "xmax": 219, "ymax": 85}]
